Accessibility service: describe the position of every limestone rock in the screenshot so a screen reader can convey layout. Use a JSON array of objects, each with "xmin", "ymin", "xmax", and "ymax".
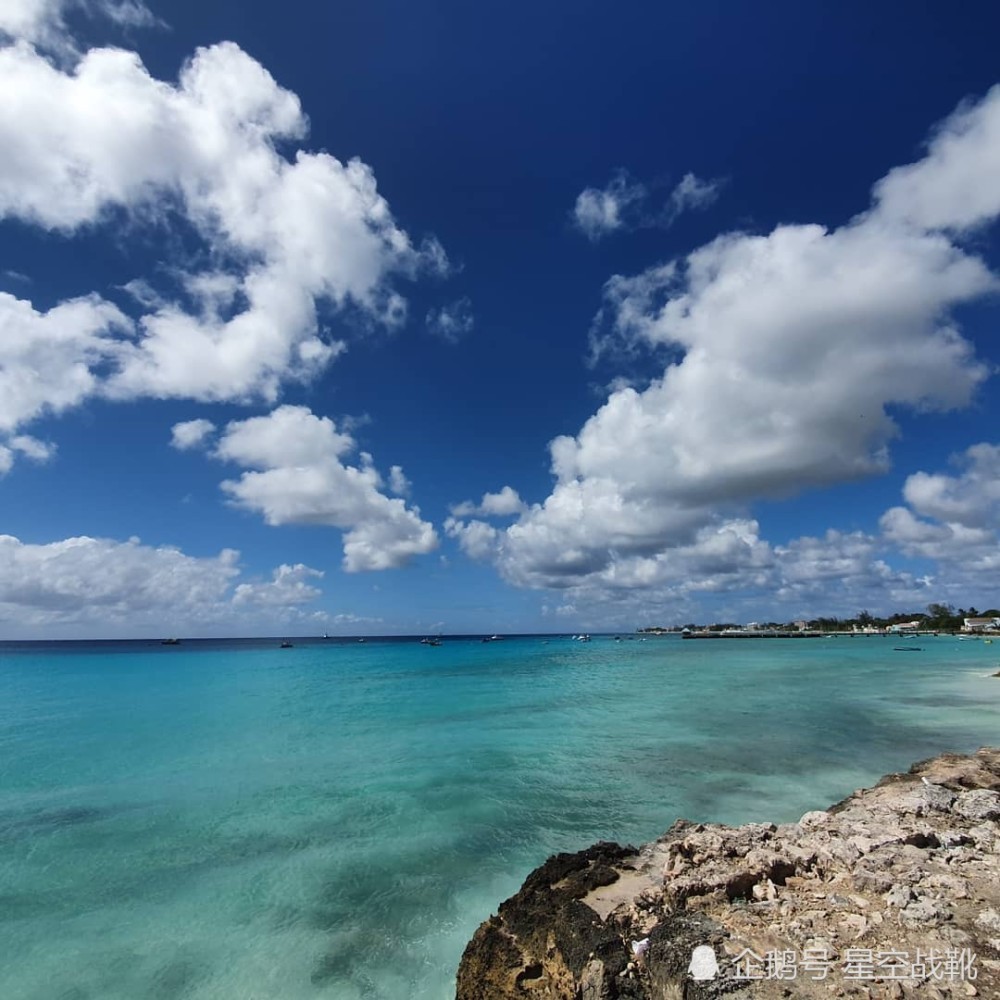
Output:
[
  {"xmin": 456, "ymin": 748, "xmax": 1000, "ymax": 999},
  {"xmin": 954, "ymin": 790, "xmax": 1000, "ymax": 822}
]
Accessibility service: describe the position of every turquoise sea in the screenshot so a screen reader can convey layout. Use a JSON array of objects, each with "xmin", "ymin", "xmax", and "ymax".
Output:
[{"xmin": 1, "ymin": 633, "xmax": 998, "ymax": 999}]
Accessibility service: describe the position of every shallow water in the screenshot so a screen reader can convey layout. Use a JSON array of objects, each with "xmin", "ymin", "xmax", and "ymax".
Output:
[{"xmin": 1, "ymin": 634, "xmax": 997, "ymax": 998}]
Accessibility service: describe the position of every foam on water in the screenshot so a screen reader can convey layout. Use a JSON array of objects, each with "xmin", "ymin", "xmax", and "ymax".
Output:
[{"xmin": 0, "ymin": 634, "xmax": 997, "ymax": 998}]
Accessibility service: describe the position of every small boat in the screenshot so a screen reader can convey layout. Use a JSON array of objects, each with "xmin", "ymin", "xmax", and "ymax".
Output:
[
  {"xmin": 279, "ymin": 641, "xmax": 293, "ymax": 648},
  {"xmin": 894, "ymin": 646, "xmax": 922, "ymax": 652},
  {"xmin": 160, "ymin": 638, "xmax": 181, "ymax": 645}
]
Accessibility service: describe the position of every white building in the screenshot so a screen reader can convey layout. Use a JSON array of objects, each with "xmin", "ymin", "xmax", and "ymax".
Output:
[{"xmin": 962, "ymin": 617, "xmax": 1000, "ymax": 632}]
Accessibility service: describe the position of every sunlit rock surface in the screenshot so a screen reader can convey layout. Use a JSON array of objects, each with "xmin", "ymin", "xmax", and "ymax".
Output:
[{"xmin": 457, "ymin": 748, "xmax": 1000, "ymax": 999}]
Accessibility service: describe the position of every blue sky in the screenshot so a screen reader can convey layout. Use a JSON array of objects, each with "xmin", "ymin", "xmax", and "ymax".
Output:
[{"xmin": 1, "ymin": 0, "xmax": 999, "ymax": 638}]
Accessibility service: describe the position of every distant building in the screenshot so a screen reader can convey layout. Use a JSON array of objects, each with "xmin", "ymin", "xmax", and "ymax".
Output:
[
  {"xmin": 792, "ymin": 620, "xmax": 809, "ymax": 631},
  {"xmin": 962, "ymin": 617, "xmax": 1000, "ymax": 632},
  {"xmin": 889, "ymin": 620, "xmax": 922, "ymax": 633}
]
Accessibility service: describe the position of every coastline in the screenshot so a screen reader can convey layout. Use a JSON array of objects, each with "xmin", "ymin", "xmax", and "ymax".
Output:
[
  {"xmin": 457, "ymin": 748, "xmax": 1000, "ymax": 999},
  {"xmin": 3, "ymin": 636, "xmax": 998, "ymax": 999}
]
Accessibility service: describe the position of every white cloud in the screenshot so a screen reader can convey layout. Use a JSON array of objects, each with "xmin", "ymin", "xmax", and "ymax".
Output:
[
  {"xmin": 426, "ymin": 296, "xmax": 474, "ymax": 342},
  {"xmin": 213, "ymin": 405, "xmax": 438, "ymax": 571},
  {"xmin": 322, "ymin": 611, "xmax": 383, "ymax": 629},
  {"xmin": 0, "ymin": 290, "xmax": 127, "ymax": 469},
  {"xmin": 874, "ymin": 85, "xmax": 1000, "ymax": 233},
  {"xmin": 170, "ymin": 418, "xmax": 216, "ymax": 451},
  {"xmin": 901, "ymin": 442, "xmax": 1000, "ymax": 527},
  {"xmin": 880, "ymin": 443, "xmax": 1000, "ymax": 578},
  {"xmin": 388, "ymin": 465, "xmax": 410, "ymax": 496},
  {"xmin": 0, "ymin": 533, "xmax": 329, "ymax": 636},
  {"xmin": 572, "ymin": 171, "xmax": 647, "ymax": 241},
  {"xmin": 572, "ymin": 170, "xmax": 720, "ymax": 241},
  {"xmin": 0, "ymin": 292, "xmax": 129, "ymax": 433},
  {"xmin": 0, "ymin": 32, "xmax": 447, "ymax": 439},
  {"xmin": 483, "ymin": 88, "xmax": 1000, "ymax": 596},
  {"xmin": 480, "ymin": 486, "xmax": 525, "ymax": 516},
  {"xmin": 520, "ymin": 519, "xmax": 939, "ymax": 630},
  {"xmin": 444, "ymin": 517, "xmax": 500, "ymax": 561},
  {"xmin": 0, "ymin": 0, "xmax": 160, "ymax": 62},
  {"xmin": 0, "ymin": 533, "xmax": 236, "ymax": 616},
  {"xmin": 449, "ymin": 485, "xmax": 525, "ymax": 518},
  {"xmin": 233, "ymin": 562, "xmax": 323, "ymax": 606},
  {"xmin": 667, "ymin": 172, "xmax": 720, "ymax": 219},
  {"xmin": 95, "ymin": 0, "xmax": 159, "ymax": 29},
  {"xmin": 0, "ymin": 0, "xmax": 75, "ymax": 53},
  {"xmin": 0, "ymin": 534, "xmax": 209, "ymax": 624},
  {"xmin": 9, "ymin": 434, "xmax": 55, "ymax": 462},
  {"xmin": 170, "ymin": 419, "xmax": 215, "ymax": 451}
]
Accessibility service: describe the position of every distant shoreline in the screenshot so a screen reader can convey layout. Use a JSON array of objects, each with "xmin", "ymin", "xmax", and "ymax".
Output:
[{"xmin": 678, "ymin": 629, "xmax": 953, "ymax": 640}]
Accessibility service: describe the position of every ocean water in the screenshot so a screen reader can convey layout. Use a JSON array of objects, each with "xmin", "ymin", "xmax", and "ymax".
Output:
[{"xmin": 0, "ymin": 633, "xmax": 997, "ymax": 999}]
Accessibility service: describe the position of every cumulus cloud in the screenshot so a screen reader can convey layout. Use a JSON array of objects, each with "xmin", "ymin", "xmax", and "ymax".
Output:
[
  {"xmin": 212, "ymin": 405, "xmax": 438, "ymax": 571},
  {"xmin": 426, "ymin": 296, "xmax": 474, "ymax": 343},
  {"xmin": 450, "ymin": 485, "xmax": 525, "ymax": 518},
  {"xmin": 874, "ymin": 88, "xmax": 1000, "ymax": 233},
  {"xmin": 0, "ymin": 533, "xmax": 328, "ymax": 635},
  {"xmin": 0, "ymin": 432, "xmax": 57, "ymax": 478},
  {"xmin": 0, "ymin": 534, "xmax": 237, "ymax": 617},
  {"xmin": 0, "ymin": 292, "xmax": 130, "ymax": 433},
  {"xmin": 881, "ymin": 443, "xmax": 1000, "ymax": 576},
  {"xmin": 233, "ymin": 562, "xmax": 323, "ymax": 606},
  {"xmin": 1, "ymin": 0, "xmax": 79, "ymax": 53},
  {"xmin": 505, "ymin": 517, "xmax": 934, "ymax": 632},
  {"xmin": 10, "ymin": 434, "xmax": 55, "ymax": 462},
  {"xmin": 388, "ymin": 465, "xmax": 410, "ymax": 496},
  {"xmin": 0, "ymin": 29, "xmax": 447, "ymax": 445},
  {"xmin": 0, "ymin": 0, "xmax": 61, "ymax": 45},
  {"xmin": 444, "ymin": 517, "xmax": 500, "ymax": 561},
  {"xmin": 572, "ymin": 170, "xmax": 720, "ymax": 241},
  {"xmin": 0, "ymin": 0, "xmax": 161, "ymax": 64},
  {"xmin": 900, "ymin": 443, "xmax": 1000, "ymax": 527},
  {"xmin": 479, "ymin": 88, "xmax": 1000, "ymax": 596},
  {"xmin": 170, "ymin": 418, "xmax": 215, "ymax": 451},
  {"xmin": 0, "ymin": 291, "xmax": 129, "ymax": 468}
]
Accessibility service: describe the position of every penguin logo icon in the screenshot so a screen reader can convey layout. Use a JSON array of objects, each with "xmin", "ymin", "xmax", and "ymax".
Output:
[{"xmin": 687, "ymin": 945, "xmax": 719, "ymax": 981}]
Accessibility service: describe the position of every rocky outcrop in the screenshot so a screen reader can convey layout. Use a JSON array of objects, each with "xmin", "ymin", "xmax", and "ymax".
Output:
[{"xmin": 456, "ymin": 748, "xmax": 1000, "ymax": 999}]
